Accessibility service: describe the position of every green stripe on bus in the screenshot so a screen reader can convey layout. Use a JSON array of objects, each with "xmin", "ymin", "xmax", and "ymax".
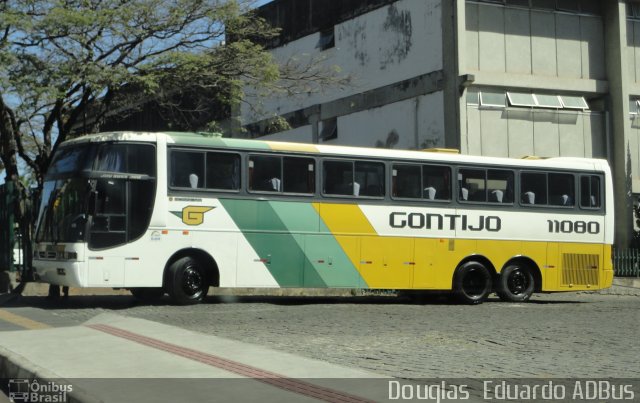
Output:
[
  {"xmin": 269, "ymin": 202, "xmax": 366, "ymax": 288},
  {"xmin": 165, "ymin": 132, "xmax": 271, "ymax": 150},
  {"xmin": 220, "ymin": 199, "xmax": 325, "ymax": 287}
]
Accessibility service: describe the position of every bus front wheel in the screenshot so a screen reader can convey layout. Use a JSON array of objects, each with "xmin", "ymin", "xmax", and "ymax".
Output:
[
  {"xmin": 453, "ymin": 261, "xmax": 492, "ymax": 304},
  {"xmin": 496, "ymin": 264, "xmax": 534, "ymax": 302},
  {"xmin": 167, "ymin": 256, "xmax": 209, "ymax": 305}
]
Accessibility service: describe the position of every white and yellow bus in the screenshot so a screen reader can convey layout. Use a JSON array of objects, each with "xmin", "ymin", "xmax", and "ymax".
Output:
[{"xmin": 33, "ymin": 131, "xmax": 614, "ymax": 304}]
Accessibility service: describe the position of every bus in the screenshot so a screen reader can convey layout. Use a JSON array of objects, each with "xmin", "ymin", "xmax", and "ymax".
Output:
[{"xmin": 33, "ymin": 131, "xmax": 614, "ymax": 304}]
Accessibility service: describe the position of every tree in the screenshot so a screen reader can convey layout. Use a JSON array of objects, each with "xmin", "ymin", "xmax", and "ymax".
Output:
[{"xmin": 0, "ymin": 0, "xmax": 346, "ymax": 190}]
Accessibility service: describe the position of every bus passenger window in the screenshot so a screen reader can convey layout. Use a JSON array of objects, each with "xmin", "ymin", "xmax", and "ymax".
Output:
[
  {"xmin": 423, "ymin": 165, "xmax": 451, "ymax": 201},
  {"xmin": 459, "ymin": 169, "xmax": 486, "ymax": 202},
  {"xmin": 323, "ymin": 161, "xmax": 354, "ymax": 196},
  {"xmin": 206, "ymin": 152, "xmax": 240, "ymax": 190},
  {"xmin": 283, "ymin": 157, "xmax": 315, "ymax": 194},
  {"xmin": 520, "ymin": 172, "xmax": 547, "ymax": 205},
  {"xmin": 580, "ymin": 175, "xmax": 601, "ymax": 208},
  {"xmin": 392, "ymin": 165, "xmax": 421, "ymax": 198},
  {"xmin": 488, "ymin": 169, "xmax": 513, "ymax": 203},
  {"xmin": 249, "ymin": 155, "xmax": 282, "ymax": 192},
  {"xmin": 170, "ymin": 151, "xmax": 205, "ymax": 189},
  {"xmin": 355, "ymin": 161, "xmax": 384, "ymax": 197},
  {"xmin": 549, "ymin": 173, "xmax": 574, "ymax": 206}
]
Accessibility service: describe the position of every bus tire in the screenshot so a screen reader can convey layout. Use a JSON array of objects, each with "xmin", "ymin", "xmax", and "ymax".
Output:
[
  {"xmin": 496, "ymin": 264, "xmax": 534, "ymax": 302},
  {"xmin": 167, "ymin": 256, "xmax": 209, "ymax": 305},
  {"xmin": 453, "ymin": 261, "xmax": 492, "ymax": 304},
  {"xmin": 130, "ymin": 287, "xmax": 164, "ymax": 301}
]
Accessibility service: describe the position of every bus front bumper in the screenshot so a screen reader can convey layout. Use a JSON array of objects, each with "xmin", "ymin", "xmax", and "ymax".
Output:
[{"xmin": 33, "ymin": 259, "xmax": 85, "ymax": 287}]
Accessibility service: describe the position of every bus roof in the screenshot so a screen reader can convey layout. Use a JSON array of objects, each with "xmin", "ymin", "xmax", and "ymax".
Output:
[{"xmin": 64, "ymin": 131, "xmax": 610, "ymax": 172}]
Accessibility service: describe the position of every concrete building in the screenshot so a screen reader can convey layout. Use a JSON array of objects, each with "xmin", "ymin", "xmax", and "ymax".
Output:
[{"xmin": 239, "ymin": 0, "xmax": 640, "ymax": 247}]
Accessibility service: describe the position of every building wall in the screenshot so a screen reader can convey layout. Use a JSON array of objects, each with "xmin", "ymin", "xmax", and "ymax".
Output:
[
  {"xmin": 244, "ymin": 0, "xmax": 637, "ymax": 245},
  {"xmin": 329, "ymin": 92, "xmax": 445, "ymax": 149},
  {"xmin": 465, "ymin": 2, "xmax": 605, "ymax": 79},
  {"xmin": 242, "ymin": 0, "xmax": 444, "ymax": 148},
  {"xmin": 461, "ymin": 1, "xmax": 607, "ymax": 161},
  {"xmin": 627, "ymin": 18, "xmax": 640, "ymax": 83},
  {"xmin": 627, "ymin": 15, "xmax": 640, "ymax": 193},
  {"xmin": 465, "ymin": 105, "xmax": 605, "ymax": 159}
]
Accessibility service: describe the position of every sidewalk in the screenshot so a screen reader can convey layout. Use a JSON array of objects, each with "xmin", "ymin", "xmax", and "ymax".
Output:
[{"xmin": 0, "ymin": 313, "xmax": 391, "ymax": 402}]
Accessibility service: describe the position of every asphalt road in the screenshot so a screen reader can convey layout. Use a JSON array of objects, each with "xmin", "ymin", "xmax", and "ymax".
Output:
[{"xmin": 0, "ymin": 290, "xmax": 638, "ymax": 380}]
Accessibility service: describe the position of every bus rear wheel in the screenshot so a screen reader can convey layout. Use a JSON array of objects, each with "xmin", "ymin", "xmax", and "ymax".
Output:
[
  {"xmin": 167, "ymin": 256, "xmax": 209, "ymax": 305},
  {"xmin": 496, "ymin": 264, "xmax": 534, "ymax": 302},
  {"xmin": 453, "ymin": 261, "xmax": 492, "ymax": 304}
]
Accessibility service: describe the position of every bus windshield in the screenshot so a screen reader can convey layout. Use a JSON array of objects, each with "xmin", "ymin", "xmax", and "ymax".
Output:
[
  {"xmin": 47, "ymin": 144, "xmax": 95, "ymax": 176},
  {"xmin": 36, "ymin": 142, "xmax": 157, "ymax": 246},
  {"xmin": 36, "ymin": 178, "xmax": 92, "ymax": 243}
]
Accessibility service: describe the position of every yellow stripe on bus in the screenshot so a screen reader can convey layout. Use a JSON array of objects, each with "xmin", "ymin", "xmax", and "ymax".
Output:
[
  {"xmin": 266, "ymin": 141, "xmax": 319, "ymax": 153},
  {"xmin": 313, "ymin": 203, "xmax": 410, "ymax": 287},
  {"xmin": 0, "ymin": 309, "xmax": 51, "ymax": 330}
]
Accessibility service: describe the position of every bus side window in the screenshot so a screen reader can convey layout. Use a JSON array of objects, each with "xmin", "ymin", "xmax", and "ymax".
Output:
[
  {"xmin": 459, "ymin": 168, "xmax": 486, "ymax": 202},
  {"xmin": 488, "ymin": 169, "xmax": 513, "ymax": 203},
  {"xmin": 323, "ymin": 160, "xmax": 354, "ymax": 196},
  {"xmin": 521, "ymin": 172, "xmax": 547, "ymax": 205},
  {"xmin": 170, "ymin": 150, "xmax": 205, "ymax": 189},
  {"xmin": 206, "ymin": 152, "xmax": 240, "ymax": 190},
  {"xmin": 249, "ymin": 155, "xmax": 282, "ymax": 192},
  {"xmin": 392, "ymin": 164, "xmax": 421, "ymax": 199},
  {"xmin": 355, "ymin": 161, "xmax": 384, "ymax": 197},
  {"xmin": 423, "ymin": 165, "xmax": 450, "ymax": 201},
  {"xmin": 549, "ymin": 173, "xmax": 574, "ymax": 206},
  {"xmin": 580, "ymin": 175, "xmax": 601, "ymax": 208},
  {"xmin": 283, "ymin": 157, "xmax": 315, "ymax": 194}
]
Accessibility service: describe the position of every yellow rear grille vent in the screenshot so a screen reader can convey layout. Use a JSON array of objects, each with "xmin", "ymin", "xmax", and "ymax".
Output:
[{"xmin": 561, "ymin": 253, "xmax": 599, "ymax": 287}]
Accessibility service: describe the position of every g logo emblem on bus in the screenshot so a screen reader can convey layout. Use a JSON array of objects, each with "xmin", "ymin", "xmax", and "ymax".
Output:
[{"xmin": 171, "ymin": 206, "xmax": 215, "ymax": 226}]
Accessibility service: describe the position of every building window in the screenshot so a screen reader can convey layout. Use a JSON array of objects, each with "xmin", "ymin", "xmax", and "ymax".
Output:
[
  {"xmin": 506, "ymin": 92, "xmax": 567, "ymax": 109},
  {"xmin": 320, "ymin": 117, "xmax": 337, "ymax": 141},
  {"xmin": 466, "ymin": 89, "xmax": 479, "ymax": 105},
  {"xmin": 629, "ymin": 3, "xmax": 640, "ymax": 20},
  {"xmin": 317, "ymin": 27, "xmax": 335, "ymax": 51},
  {"xmin": 506, "ymin": 0, "xmax": 529, "ymax": 7},
  {"xmin": 471, "ymin": 0, "xmax": 601, "ymax": 15},
  {"xmin": 507, "ymin": 92, "xmax": 537, "ymax": 107},
  {"xmin": 556, "ymin": 0, "xmax": 579, "ymax": 12},
  {"xmin": 559, "ymin": 96, "xmax": 588, "ymax": 110},
  {"xmin": 534, "ymin": 94, "xmax": 563, "ymax": 108},
  {"xmin": 481, "ymin": 90, "xmax": 589, "ymax": 110},
  {"xmin": 479, "ymin": 91, "xmax": 506, "ymax": 108}
]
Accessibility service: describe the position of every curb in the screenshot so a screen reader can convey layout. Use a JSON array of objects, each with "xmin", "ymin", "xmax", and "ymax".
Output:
[
  {"xmin": 0, "ymin": 345, "xmax": 100, "ymax": 403},
  {"xmin": 612, "ymin": 277, "xmax": 640, "ymax": 288}
]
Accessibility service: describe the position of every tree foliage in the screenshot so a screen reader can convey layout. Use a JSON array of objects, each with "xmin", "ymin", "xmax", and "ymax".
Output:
[{"xmin": 0, "ymin": 0, "xmax": 345, "ymax": 189}]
